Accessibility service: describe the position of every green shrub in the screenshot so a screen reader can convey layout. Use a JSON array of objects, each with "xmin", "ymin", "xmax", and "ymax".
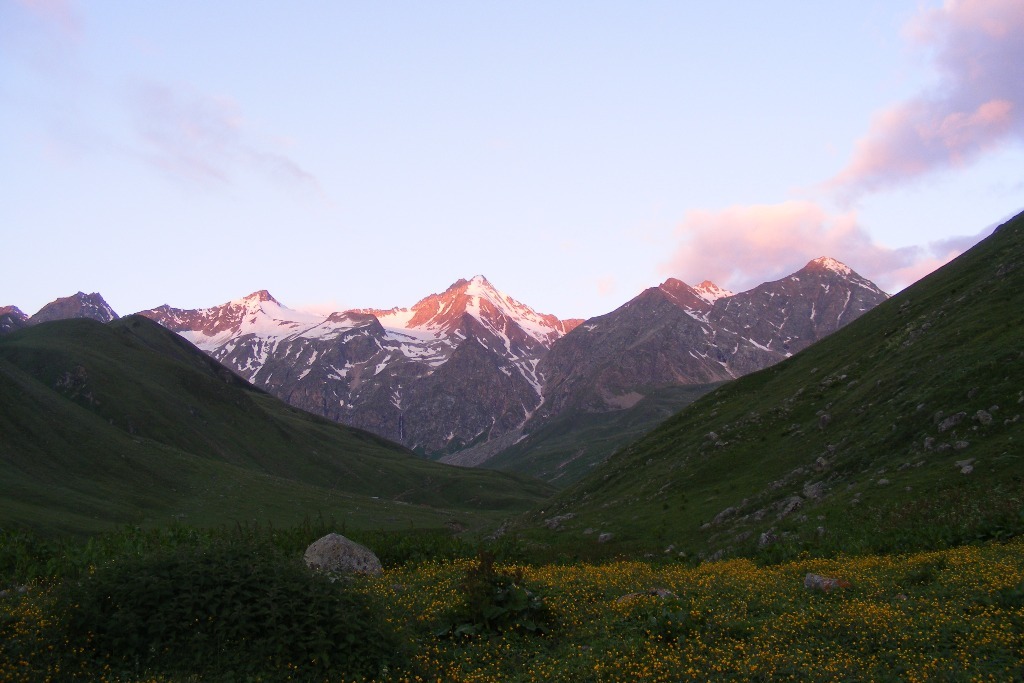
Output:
[
  {"xmin": 57, "ymin": 535, "xmax": 399, "ymax": 680},
  {"xmin": 437, "ymin": 552, "xmax": 550, "ymax": 638}
]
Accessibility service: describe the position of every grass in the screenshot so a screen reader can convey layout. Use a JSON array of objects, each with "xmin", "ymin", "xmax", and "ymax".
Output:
[
  {"xmin": 2, "ymin": 523, "xmax": 1023, "ymax": 681},
  {"xmin": 0, "ymin": 315, "xmax": 553, "ymax": 536},
  {"xmin": 484, "ymin": 383, "xmax": 723, "ymax": 486}
]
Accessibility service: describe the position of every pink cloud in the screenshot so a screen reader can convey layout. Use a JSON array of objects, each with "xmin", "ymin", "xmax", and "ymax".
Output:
[
  {"xmin": 661, "ymin": 201, "xmax": 993, "ymax": 294},
  {"xmin": 828, "ymin": 0, "xmax": 1024, "ymax": 200},
  {"xmin": 130, "ymin": 82, "xmax": 318, "ymax": 188}
]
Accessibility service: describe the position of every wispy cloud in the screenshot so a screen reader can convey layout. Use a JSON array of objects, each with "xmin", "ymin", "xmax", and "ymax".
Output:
[
  {"xmin": 129, "ymin": 82, "xmax": 318, "ymax": 188},
  {"xmin": 660, "ymin": 200, "xmax": 993, "ymax": 294},
  {"xmin": 14, "ymin": 0, "xmax": 81, "ymax": 38},
  {"xmin": 827, "ymin": 0, "xmax": 1024, "ymax": 201}
]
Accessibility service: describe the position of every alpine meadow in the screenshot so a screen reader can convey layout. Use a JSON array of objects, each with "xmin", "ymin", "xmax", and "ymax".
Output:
[{"xmin": 2, "ymin": 212, "xmax": 1023, "ymax": 680}]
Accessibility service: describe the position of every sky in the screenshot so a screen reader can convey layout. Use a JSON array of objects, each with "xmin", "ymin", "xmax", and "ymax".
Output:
[{"xmin": 2, "ymin": 0, "xmax": 1022, "ymax": 320}]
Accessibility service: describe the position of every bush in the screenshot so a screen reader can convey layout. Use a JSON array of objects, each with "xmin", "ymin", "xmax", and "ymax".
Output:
[
  {"xmin": 437, "ymin": 552, "xmax": 550, "ymax": 638},
  {"xmin": 57, "ymin": 535, "xmax": 399, "ymax": 680}
]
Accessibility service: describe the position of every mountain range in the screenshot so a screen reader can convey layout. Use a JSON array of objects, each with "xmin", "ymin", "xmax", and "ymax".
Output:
[
  {"xmin": 3, "ymin": 259, "xmax": 888, "ymax": 480},
  {"xmin": 3, "ymin": 209, "xmax": 1020, "ymax": 551}
]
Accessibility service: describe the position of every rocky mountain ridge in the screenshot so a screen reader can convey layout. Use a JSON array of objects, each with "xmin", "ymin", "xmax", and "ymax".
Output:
[
  {"xmin": 5, "ymin": 261, "xmax": 888, "ymax": 465},
  {"xmin": 138, "ymin": 275, "xmax": 580, "ymax": 455},
  {"xmin": 528, "ymin": 257, "xmax": 888, "ymax": 426}
]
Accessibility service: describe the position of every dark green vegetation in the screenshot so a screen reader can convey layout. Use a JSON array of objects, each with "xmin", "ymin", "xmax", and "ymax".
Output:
[
  {"xmin": 0, "ymin": 522, "xmax": 479, "ymax": 681},
  {"xmin": 522, "ymin": 210, "xmax": 1024, "ymax": 560},
  {"xmin": 6, "ymin": 525, "xmax": 1023, "ymax": 681},
  {"xmin": 0, "ymin": 315, "xmax": 553, "ymax": 535},
  {"xmin": 435, "ymin": 551, "xmax": 551, "ymax": 638},
  {"xmin": 59, "ymin": 535, "xmax": 396, "ymax": 679},
  {"xmin": 486, "ymin": 383, "xmax": 722, "ymax": 486}
]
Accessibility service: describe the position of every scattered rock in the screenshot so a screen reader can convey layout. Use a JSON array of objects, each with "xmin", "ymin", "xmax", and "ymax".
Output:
[
  {"xmin": 954, "ymin": 440, "xmax": 970, "ymax": 450},
  {"xmin": 711, "ymin": 506, "xmax": 739, "ymax": 526},
  {"xmin": 802, "ymin": 481, "xmax": 826, "ymax": 500},
  {"xmin": 814, "ymin": 456, "xmax": 829, "ymax": 472},
  {"xmin": 974, "ymin": 410, "xmax": 993, "ymax": 425},
  {"xmin": 923, "ymin": 437, "xmax": 936, "ymax": 451},
  {"xmin": 804, "ymin": 573, "xmax": 850, "ymax": 592},
  {"xmin": 303, "ymin": 533, "xmax": 382, "ymax": 575},
  {"xmin": 877, "ymin": 478, "xmax": 890, "ymax": 486},
  {"xmin": 598, "ymin": 532, "xmax": 614, "ymax": 543},
  {"xmin": 954, "ymin": 458, "xmax": 975, "ymax": 475},
  {"xmin": 758, "ymin": 529, "xmax": 778, "ymax": 548},
  {"xmin": 543, "ymin": 513, "xmax": 576, "ymax": 531},
  {"xmin": 706, "ymin": 431, "xmax": 719, "ymax": 442},
  {"xmin": 938, "ymin": 412, "xmax": 967, "ymax": 432},
  {"xmin": 776, "ymin": 496, "xmax": 803, "ymax": 521},
  {"xmin": 818, "ymin": 413, "xmax": 831, "ymax": 429}
]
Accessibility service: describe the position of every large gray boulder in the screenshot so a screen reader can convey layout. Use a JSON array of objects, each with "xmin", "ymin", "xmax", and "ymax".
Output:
[{"xmin": 303, "ymin": 533, "xmax": 382, "ymax": 575}]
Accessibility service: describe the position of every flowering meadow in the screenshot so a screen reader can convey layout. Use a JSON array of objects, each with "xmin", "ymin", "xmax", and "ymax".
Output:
[{"xmin": 3, "ymin": 532, "xmax": 1023, "ymax": 682}]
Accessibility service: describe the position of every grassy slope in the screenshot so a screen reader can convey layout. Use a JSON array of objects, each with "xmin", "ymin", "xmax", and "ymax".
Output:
[
  {"xmin": 486, "ymin": 383, "xmax": 723, "ymax": 486},
  {"xmin": 0, "ymin": 316, "xmax": 554, "ymax": 536},
  {"xmin": 521, "ymin": 211, "xmax": 1024, "ymax": 560}
]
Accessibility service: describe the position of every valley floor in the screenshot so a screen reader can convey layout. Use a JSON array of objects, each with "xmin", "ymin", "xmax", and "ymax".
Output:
[
  {"xmin": 3, "ymin": 536, "xmax": 1023, "ymax": 681},
  {"xmin": 367, "ymin": 541, "xmax": 1024, "ymax": 682}
]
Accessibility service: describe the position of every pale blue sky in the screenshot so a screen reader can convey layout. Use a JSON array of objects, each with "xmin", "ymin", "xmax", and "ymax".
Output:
[{"xmin": 2, "ymin": 1, "xmax": 1022, "ymax": 319}]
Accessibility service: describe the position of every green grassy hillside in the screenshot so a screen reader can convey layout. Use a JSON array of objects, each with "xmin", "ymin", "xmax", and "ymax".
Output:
[
  {"xmin": 0, "ymin": 315, "xmax": 554, "ymax": 535},
  {"xmin": 485, "ymin": 383, "xmax": 722, "ymax": 486},
  {"xmin": 521, "ymin": 211, "xmax": 1024, "ymax": 560}
]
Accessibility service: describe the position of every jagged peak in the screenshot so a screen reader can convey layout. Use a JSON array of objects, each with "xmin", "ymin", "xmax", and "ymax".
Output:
[
  {"xmin": 241, "ymin": 289, "xmax": 279, "ymax": 304},
  {"xmin": 224, "ymin": 290, "xmax": 281, "ymax": 310},
  {"xmin": 694, "ymin": 280, "xmax": 734, "ymax": 302},
  {"xmin": 659, "ymin": 277, "xmax": 692, "ymax": 290},
  {"xmin": 805, "ymin": 257, "xmax": 853, "ymax": 276}
]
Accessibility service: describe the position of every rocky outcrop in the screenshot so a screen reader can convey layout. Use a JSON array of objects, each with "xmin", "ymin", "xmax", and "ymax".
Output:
[
  {"xmin": 29, "ymin": 292, "xmax": 118, "ymax": 325},
  {"xmin": 0, "ymin": 306, "xmax": 28, "ymax": 335}
]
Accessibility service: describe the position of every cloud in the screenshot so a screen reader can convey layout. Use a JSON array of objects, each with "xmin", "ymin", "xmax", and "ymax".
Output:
[
  {"xmin": 13, "ymin": 0, "xmax": 81, "ymax": 38},
  {"xmin": 661, "ymin": 200, "xmax": 993, "ymax": 294},
  {"xmin": 827, "ymin": 0, "xmax": 1024, "ymax": 200},
  {"xmin": 129, "ymin": 82, "xmax": 318, "ymax": 188}
]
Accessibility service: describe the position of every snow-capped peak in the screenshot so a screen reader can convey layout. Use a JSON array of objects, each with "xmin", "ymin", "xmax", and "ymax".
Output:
[
  {"xmin": 806, "ymin": 257, "xmax": 853, "ymax": 276},
  {"xmin": 233, "ymin": 290, "xmax": 280, "ymax": 307},
  {"xmin": 694, "ymin": 280, "xmax": 734, "ymax": 303}
]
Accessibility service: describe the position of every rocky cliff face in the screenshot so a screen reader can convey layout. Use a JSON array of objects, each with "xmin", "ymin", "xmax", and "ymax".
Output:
[
  {"xmin": 0, "ymin": 294, "xmax": 119, "ymax": 336},
  {"xmin": 0, "ymin": 306, "xmax": 28, "ymax": 335},
  {"xmin": 28, "ymin": 292, "xmax": 119, "ymax": 325},
  {"xmin": 140, "ymin": 276, "xmax": 579, "ymax": 455},
  {"xmin": 534, "ymin": 258, "xmax": 888, "ymax": 422}
]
